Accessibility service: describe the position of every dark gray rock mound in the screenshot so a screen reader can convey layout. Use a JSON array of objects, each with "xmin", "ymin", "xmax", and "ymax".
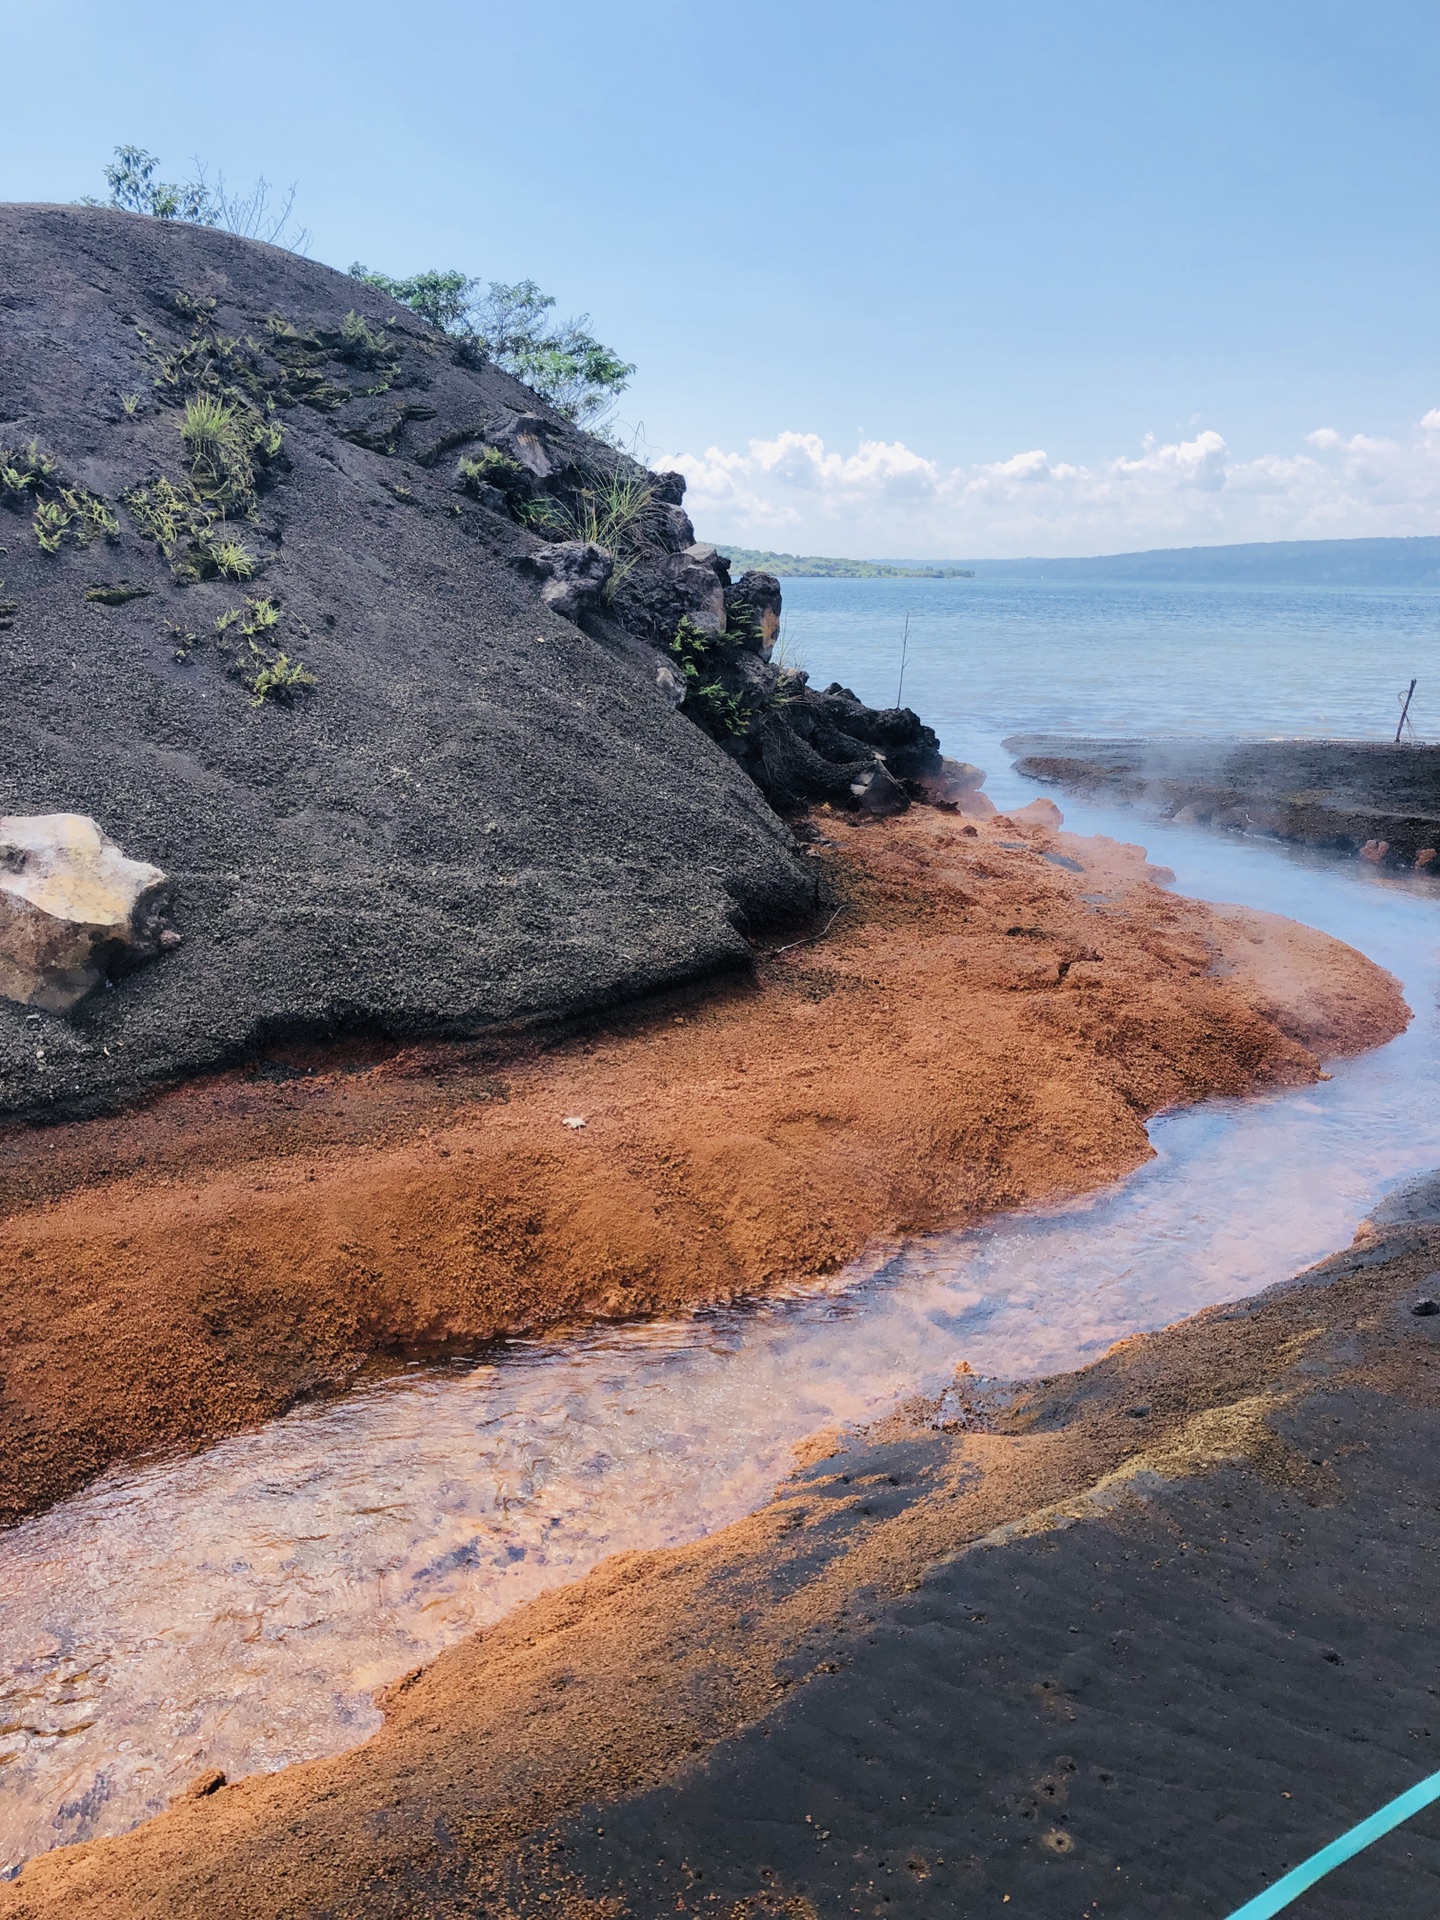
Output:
[{"xmin": 0, "ymin": 205, "xmax": 823, "ymax": 1119}]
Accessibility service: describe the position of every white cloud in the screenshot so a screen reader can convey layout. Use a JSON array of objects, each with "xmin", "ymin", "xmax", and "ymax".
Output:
[{"xmin": 660, "ymin": 413, "xmax": 1440, "ymax": 557}]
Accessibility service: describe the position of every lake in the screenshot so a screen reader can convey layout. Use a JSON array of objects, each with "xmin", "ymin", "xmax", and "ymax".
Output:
[{"xmin": 776, "ymin": 575, "xmax": 1440, "ymax": 787}]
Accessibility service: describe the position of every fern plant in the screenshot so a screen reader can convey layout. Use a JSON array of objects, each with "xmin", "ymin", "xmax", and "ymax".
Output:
[{"xmin": 668, "ymin": 615, "xmax": 751, "ymax": 735}]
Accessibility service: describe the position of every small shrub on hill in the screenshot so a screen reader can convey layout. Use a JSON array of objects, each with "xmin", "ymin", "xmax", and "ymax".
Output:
[
  {"xmin": 2, "ymin": 443, "xmax": 119, "ymax": 555},
  {"xmin": 349, "ymin": 265, "xmax": 634, "ymax": 428},
  {"xmin": 347, "ymin": 267, "xmax": 473, "ymax": 333},
  {"xmin": 335, "ymin": 311, "xmax": 395, "ymax": 370},
  {"xmin": 0, "ymin": 442, "xmax": 56, "ymax": 499},
  {"xmin": 247, "ymin": 652, "xmax": 317, "ymax": 705},
  {"xmin": 86, "ymin": 145, "xmax": 309, "ymax": 252},
  {"xmin": 177, "ymin": 392, "xmax": 283, "ymax": 519},
  {"xmin": 207, "ymin": 596, "xmax": 315, "ymax": 705},
  {"xmin": 123, "ymin": 476, "xmax": 217, "ymax": 574},
  {"xmin": 457, "ymin": 446, "xmax": 529, "ymax": 503}
]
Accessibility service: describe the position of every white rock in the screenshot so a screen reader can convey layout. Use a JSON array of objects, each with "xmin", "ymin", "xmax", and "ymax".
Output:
[{"xmin": 0, "ymin": 814, "xmax": 172, "ymax": 1014}]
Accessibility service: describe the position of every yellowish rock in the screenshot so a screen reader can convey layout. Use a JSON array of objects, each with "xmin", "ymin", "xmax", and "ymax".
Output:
[{"xmin": 0, "ymin": 814, "xmax": 172, "ymax": 1014}]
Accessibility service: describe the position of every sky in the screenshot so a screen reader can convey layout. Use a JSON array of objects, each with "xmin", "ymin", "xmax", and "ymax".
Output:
[{"xmin": 4, "ymin": 0, "xmax": 1438, "ymax": 557}]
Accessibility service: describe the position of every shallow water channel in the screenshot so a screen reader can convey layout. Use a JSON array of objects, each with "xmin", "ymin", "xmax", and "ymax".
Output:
[{"xmin": 3, "ymin": 784, "xmax": 1440, "ymax": 1877}]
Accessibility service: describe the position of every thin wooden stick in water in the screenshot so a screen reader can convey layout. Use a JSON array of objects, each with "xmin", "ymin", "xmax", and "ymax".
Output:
[
  {"xmin": 1395, "ymin": 677, "xmax": 1418, "ymax": 743},
  {"xmin": 896, "ymin": 611, "xmax": 910, "ymax": 708}
]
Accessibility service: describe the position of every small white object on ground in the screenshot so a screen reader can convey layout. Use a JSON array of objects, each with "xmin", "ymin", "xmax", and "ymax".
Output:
[{"xmin": 562, "ymin": 1115, "xmax": 587, "ymax": 1129}]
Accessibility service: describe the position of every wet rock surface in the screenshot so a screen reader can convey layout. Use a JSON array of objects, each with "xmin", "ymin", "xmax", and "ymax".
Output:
[
  {"xmin": 1008, "ymin": 734, "xmax": 1440, "ymax": 868},
  {"xmin": 544, "ymin": 1383, "xmax": 1440, "ymax": 1920},
  {"xmin": 0, "ymin": 807, "xmax": 1404, "ymax": 1528}
]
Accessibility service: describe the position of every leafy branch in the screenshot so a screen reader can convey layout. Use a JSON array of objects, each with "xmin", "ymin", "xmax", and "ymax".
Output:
[{"xmin": 349, "ymin": 266, "xmax": 634, "ymax": 429}]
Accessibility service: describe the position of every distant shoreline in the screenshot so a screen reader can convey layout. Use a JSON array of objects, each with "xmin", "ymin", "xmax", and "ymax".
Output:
[
  {"xmin": 718, "ymin": 546, "xmax": 974, "ymax": 580},
  {"xmin": 719, "ymin": 534, "xmax": 1440, "ymax": 587}
]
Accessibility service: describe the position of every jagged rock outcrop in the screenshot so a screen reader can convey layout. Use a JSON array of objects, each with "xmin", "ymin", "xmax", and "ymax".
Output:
[
  {"xmin": 489, "ymin": 411, "xmax": 572, "ymax": 483},
  {"xmin": 1006, "ymin": 734, "xmax": 1440, "ymax": 868},
  {"xmin": 609, "ymin": 537, "xmax": 731, "ymax": 642},
  {"xmin": 728, "ymin": 567, "xmax": 782, "ymax": 647},
  {"xmin": 526, "ymin": 540, "xmax": 612, "ymax": 618},
  {"xmin": 0, "ymin": 815, "xmax": 173, "ymax": 1013},
  {"xmin": 913, "ymin": 756, "xmax": 986, "ymax": 806}
]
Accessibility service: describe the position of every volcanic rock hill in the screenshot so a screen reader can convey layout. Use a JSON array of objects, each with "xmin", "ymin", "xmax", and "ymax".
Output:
[{"xmin": 0, "ymin": 205, "xmax": 956, "ymax": 1121}]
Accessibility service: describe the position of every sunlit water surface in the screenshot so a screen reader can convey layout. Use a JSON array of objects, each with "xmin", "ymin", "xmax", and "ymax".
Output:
[{"xmin": 4, "ymin": 579, "xmax": 1440, "ymax": 1875}]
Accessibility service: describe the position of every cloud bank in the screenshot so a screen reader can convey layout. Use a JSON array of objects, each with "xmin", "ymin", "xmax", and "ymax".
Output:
[{"xmin": 659, "ymin": 413, "xmax": 1440, "ymax": 558}]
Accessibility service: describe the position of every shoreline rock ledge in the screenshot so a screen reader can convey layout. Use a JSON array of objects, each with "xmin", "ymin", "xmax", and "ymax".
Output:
[{"xmin": 0, "ymin": 814, "xmax": 174, "ymax": 1014}]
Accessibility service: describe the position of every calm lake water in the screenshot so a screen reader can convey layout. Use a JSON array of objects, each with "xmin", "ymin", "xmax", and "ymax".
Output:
[
  {"xmin": 4, "ymin": 575, "xmax": 1439, "ymax": 1876},
  {"xmin": 777, "ymin": 574, "xmax": 1440, "ymax": 786}
]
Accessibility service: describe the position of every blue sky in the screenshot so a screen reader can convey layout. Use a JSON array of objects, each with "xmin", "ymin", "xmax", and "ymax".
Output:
[{"xmin": 5, "ymin": 0, "xmax": 1438, "ymax": 555}]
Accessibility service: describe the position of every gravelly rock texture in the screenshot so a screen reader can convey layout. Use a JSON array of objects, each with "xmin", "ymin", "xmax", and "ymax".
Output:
[{"xmin": 0, "ymin": 205, "xmax": 826, "ymax": 1119}]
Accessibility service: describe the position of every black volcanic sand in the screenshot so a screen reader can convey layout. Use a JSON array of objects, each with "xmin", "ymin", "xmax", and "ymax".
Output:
[
  {"xmin": 1007, "ymin": 735, "xmax": 1440, "ymax": 869},
  {"xmin": 0, "ymin": 206, "xmax": 818, "ymax": 1120},
  {"xmin": 538, "ymin": 1400, "xmax": 1440, "ymax": 1919},
  {"xmin": 518, "ymin": 1227, "xmax": 1440, "ymax": 1919}
]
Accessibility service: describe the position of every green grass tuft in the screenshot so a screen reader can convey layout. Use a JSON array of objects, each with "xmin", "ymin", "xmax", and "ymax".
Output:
[
  {"xmin": 518, "ymin": 464, "xmax": 659, "ymax": 599},
  {"xmin": 457, "ymin": 446, "xmax": 529, "ymax": 502},
  {"xmin": 247, "ymin": 651, "xmax": 317, "ymax": 705},
  {"xmin": 0, "ymin": 441, "xmax": 57, "ymax": 499},
  {"xmin": 202, "ymin": 537, "xmax": 257, "ymax": 581}
]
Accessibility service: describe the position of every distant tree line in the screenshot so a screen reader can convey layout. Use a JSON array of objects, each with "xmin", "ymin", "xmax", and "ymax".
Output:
[{"xmin": 719, "ymin": 546, "xmax": 974, "ymax": 579}]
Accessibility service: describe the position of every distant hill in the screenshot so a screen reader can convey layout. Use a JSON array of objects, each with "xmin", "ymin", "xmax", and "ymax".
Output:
[
  {"xmin": 880, "ymin": 536, "xmax": 1440, "ymax": 587},
  {"xmin": 719, "ymin": 546, "xmax": 974, "ymax": 580}
]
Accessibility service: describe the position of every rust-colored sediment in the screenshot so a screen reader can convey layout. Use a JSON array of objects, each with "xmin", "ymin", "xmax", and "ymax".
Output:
[{"xmin": 0, "ymin": 806, "xmax": 1407, "ymax": 1530}]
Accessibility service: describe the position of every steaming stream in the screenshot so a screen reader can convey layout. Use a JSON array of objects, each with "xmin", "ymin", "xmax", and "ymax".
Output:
[{"xmin": 2, "ymin": 760, "xmax": 1439, "ymax": 1876}]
